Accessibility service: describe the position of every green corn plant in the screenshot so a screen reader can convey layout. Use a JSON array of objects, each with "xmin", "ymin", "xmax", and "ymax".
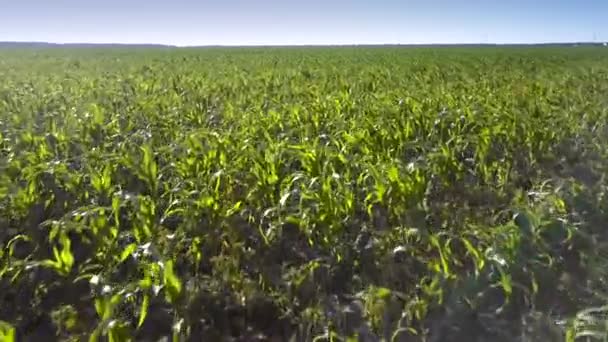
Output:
[{"xmin": 39, "ymin": 233, "xmax": 74, "ymax": 277}]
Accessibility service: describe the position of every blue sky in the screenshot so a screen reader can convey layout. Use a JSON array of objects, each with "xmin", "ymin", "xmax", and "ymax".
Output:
[{"xmin": 0, "ymin": 0, "xmax": 606, "ymax": 45}]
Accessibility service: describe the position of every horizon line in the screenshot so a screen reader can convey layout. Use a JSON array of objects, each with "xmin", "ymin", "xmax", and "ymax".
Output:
[{"xmin": 1, "ymin": 40, "xmax": 607, "ymax": 48}]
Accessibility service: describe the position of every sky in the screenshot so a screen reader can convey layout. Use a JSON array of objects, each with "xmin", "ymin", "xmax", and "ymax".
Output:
[{"xmin": 0, "ymin": 0, "xmax": 606, "ymax": 46}]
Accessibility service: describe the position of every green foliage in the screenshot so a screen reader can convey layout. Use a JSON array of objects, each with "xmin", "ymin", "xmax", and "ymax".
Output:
[
  {"xmin": 1, "ymin": 46, "xmax": 608, "ymax": 341},
  {"xmin": 0, "ymin": 321, "xmax": 16, "ymax": 342}
]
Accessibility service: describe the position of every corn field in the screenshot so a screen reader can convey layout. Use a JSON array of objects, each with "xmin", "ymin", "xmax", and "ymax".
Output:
[{"xmin": 2, "ymin": 46, "xmax": 608, "ymax": 341}]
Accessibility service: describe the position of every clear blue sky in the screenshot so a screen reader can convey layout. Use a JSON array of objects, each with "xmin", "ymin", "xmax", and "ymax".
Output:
[{"xmin": 0, "ymin": 0, "xmax": 606, "ymax": 45}]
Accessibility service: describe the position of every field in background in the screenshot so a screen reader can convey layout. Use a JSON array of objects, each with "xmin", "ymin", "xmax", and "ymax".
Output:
[{"xmin": 1, "ymin": 47, "xmax": 608, "ymax": 341}]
